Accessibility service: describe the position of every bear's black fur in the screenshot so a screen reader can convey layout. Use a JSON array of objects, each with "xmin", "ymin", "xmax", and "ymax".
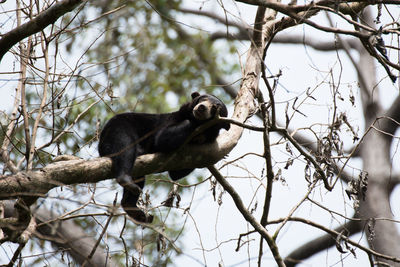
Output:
[{"xmin": 98, "ymin": 92, "xmax": 230, "ymax": 223}]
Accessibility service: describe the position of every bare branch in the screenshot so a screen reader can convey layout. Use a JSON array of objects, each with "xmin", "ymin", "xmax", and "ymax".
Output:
[
  {"xmin": 3, "ymin": 201, "xmax": 119, "ymax": 267},
  {"xmin": 177, "ymin": 7, "xmax": 249, "ymax": 30},
  {"xmin": 0, "ymin": 0, "xmax": 87, "ymax": 61},
  {"xmin": 284, "ymin": 219, "xmax": 362, "ymax": 266},
  {"xmin": 17, "ymin": 2, "xmax": 32, "ymax": 167},
  {"xmin": 27, "ymin": 33, "xmax": 49, "ymax": 170},
  {"xmin": 82, "ymin": 196, "xmax": 116, "ymax": 267},
  {"xmin": 274, "ymin": 35, "xmax": 360, "ymax": 51},
  {"xmin": 380, "ymin": 96, "xmax": 400, "ymax": 139},
  {"xmin": 234, "ymin": 0, "xmax": 393, "ymax": 14},
  {"xmin": 269, "ymin": 217, "xmax": 400, "ymax": 265},
  {"xmin": 208, "ymin": 165, "xmax": 286, "ymax": 267}
]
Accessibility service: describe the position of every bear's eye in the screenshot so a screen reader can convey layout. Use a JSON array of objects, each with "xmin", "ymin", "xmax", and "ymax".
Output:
[{"xmin": 211, "ymin": 105, "xmax": 217, "ymax": 114}]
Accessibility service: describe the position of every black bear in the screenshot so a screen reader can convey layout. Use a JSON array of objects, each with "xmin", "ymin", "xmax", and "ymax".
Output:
[{"xmin": 98, "ymin": 92, "xmax": 230, "ymax": 223}]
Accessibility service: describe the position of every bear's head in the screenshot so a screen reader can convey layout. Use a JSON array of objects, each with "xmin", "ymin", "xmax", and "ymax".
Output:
[{"xmin": 190, "ymin": 92, "xmax": 230, "ymax": 130}]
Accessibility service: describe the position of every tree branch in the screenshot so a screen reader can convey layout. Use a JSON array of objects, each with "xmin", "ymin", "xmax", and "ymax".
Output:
[
  {"xmin": 380, "ymin": 95, "xmax": 400, "ymax": 141},
  {"xmin": 0, "ymin": 136, "xmax": 235, "ymax": 200},
  {"xmin": 269, "ymin": 217, "xmax": 400, "ymax": 265},
  {"xmin": 274, "ymin": 35, "xmax": 359, "ymax": 51},
  {"xmin": 177, "ymin": 7, "xmax": 249, "ymax": 30},
  {"xmin": 3, "ymin": 200, "xmax": 118, "ymax": 267},
  {"xmin": 284, "ymin": 219, "xmax": 362, "ymax": 266},
  {"xmin": 208, "ymin": 165, "xmax": 285, "ymax": 266},
  {"xmin": 0, "ymin": 0, "xmax": 87, "ymax": 62}
]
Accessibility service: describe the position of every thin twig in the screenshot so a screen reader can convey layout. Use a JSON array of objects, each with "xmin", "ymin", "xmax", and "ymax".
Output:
[
  {"xmin": 81, "ymin": 195, "xmax": 116, "ymax": 267},
  {"xmin": 27, "ymin": 32, "xmax": 49, "ymax": 169},
  {"xmin": 208, "ymin": 165, "xmax": 286, "ymax": 267},
  {"xmin": 269, "ymin": 217, "xmax": 400, "ymax": 264}
]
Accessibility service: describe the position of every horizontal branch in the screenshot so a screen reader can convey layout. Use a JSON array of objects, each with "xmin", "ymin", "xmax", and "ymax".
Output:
[
  {"xmin": 234, "ymin": 0, "xmax": 387, "ymax": 41},
  {"xmin": 0, "ymin": 130, "xmax": 239, "ymax": 199},
  {"xmin": 177, "ymin": 7, "xmax": 246, "ymax": 30},
  {"xmin": 0, "ymin": 80, "xmax": 253, "ymax": 199},
  {"xmin": 274, "ymin": 35, "xmax": 360, "ymax": 51},
  {"xmin": 236, "ymin": 0, "xmax": 396, "ymax": 14},
  {"xmin": 0, "ymin": 0, "xmax": 86, "ymax": 62}
]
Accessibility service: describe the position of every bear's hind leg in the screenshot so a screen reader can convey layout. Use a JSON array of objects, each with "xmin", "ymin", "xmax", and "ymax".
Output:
[
  {"xmin": 109, "ymin": 134, "xmax": 153, "ymax": 223},
  {"xmin": 121, "ymin": 179, "xmax": 153, "ymax": 223}
]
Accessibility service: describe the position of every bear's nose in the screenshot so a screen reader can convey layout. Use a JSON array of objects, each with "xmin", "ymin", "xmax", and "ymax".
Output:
[{"xmin": 197, "ymin": 104, "xmax": 206, "ymax": 111}]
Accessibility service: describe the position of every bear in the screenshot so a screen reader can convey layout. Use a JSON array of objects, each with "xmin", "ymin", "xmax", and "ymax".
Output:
[{"xmin": 98, "ymin": 92, "xmax": 230, "ymax": 223}]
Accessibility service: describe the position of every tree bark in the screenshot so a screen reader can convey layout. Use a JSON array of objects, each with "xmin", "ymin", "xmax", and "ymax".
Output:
[
  {"xmin": 357, "ymin": 9, "xmax": 400, "ymax": 266},
  {"xmin": 0, "ymin": 132, "xmax": 237, "ymax": 199}
]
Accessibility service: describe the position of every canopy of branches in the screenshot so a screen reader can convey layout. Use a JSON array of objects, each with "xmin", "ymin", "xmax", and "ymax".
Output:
[{"xmin": 1, "ymin": 1, "xmax": 400, "ymax": 266}]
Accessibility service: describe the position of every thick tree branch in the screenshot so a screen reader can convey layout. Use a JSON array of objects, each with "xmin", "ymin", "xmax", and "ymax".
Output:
[
  {"xmin": 0, "ymin": 136, "xmax": 235, "ymax": 199},
  {"xmin": 0, "ymin": 0, "xmax": 87, "ymax": 62}
]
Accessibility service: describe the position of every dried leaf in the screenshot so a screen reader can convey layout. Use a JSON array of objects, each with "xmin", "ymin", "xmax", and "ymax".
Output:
[
  {"xmin": 335, "ymin": 231, "xmax": 346, "ymax": 253},
  {"xmin": 284, "ymin": 158, "xmax": 294, "ymax": 170},
  {"xmin": 250, "ymin": 201, "xmax": 258, "ymax": 214},
  {"xmin": 274, "ymin": 168, "xmax": 282, "ymax": 181},
  {"xmin": 286, "ymin": 143, "xmax": 293, "ymax": 155}
]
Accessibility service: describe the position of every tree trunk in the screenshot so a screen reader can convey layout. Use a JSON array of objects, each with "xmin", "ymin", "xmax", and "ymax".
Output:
[{"xmin": 358, "ymin": 9, "xmax": 400, "ymax": 266}]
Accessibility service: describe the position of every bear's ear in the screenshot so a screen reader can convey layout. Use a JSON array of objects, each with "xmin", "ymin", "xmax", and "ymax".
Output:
[{"xmin": 191, "ymin": 92, "xmax": 200, "ymax": 99}]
